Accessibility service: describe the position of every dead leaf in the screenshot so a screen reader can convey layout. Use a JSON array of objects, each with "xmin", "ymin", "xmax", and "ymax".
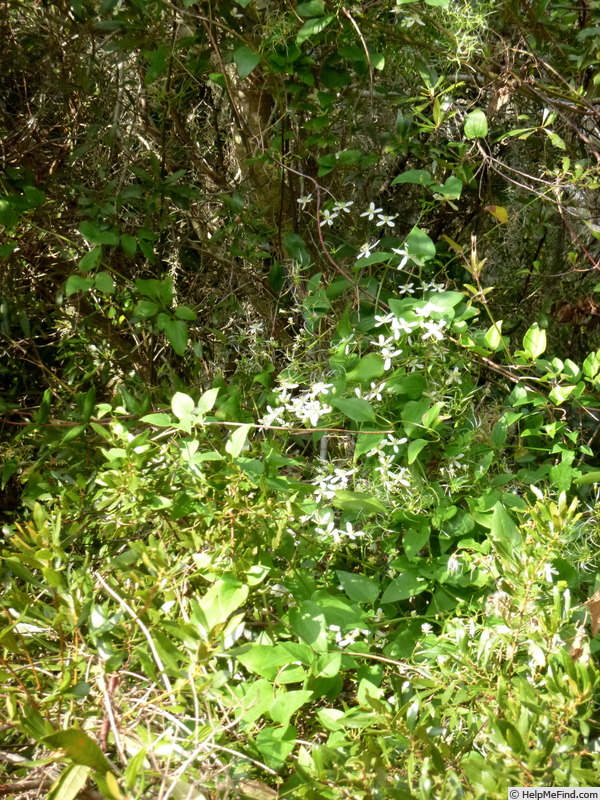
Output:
[
  {"xmin": 569, "ymin": 622, "xmax": 587, "ymax": 660},
  {"xmin": 484, "ymin": 205, "xmax": 509, "ymax": 224},
  {"xmin": 585, "ymin": 588, "xmax": 600, "ymax": 637}
]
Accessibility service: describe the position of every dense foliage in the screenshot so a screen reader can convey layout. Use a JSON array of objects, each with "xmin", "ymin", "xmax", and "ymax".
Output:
[{"xmin": 2, "ymin": 1, "xmax": 600, "ymax": 798}]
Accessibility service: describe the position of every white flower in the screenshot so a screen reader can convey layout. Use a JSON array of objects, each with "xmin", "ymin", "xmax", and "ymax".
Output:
[
  {"xmin": 231, "ymin": 7, "xmax": 243, "ymax": 18},
  {"xmin": 357, "ymin": 240, "xmax": 380, "ymax": 259},
  {"xmin": 424, "ymin": 281, "xmax": 445, "ymax": 292},
  {"xmin": 371, "ymin": 335, "xmax": 402, "ymax": 370},
  {"xmin": 390, "ymin": 317, "xmax": 417, "ymax": 338},
  {"xmin": 374, "ymin": 312, "xmax": 394, "ymax": 327},
  {"xmin": 415, "ymin": 302, "xmax": 444, "ymax": 318},
  {"xmin": 398, "ymin": 283, "xmax": 415, "ymax": 295},
  {"xmin": 320, "ymin": 209, "xmax": 339, "ymax": 227},
  {"xmin": 297, "ymin": 193, "xmax": 313, "ymax": 208},
  {"xmin": 258, "ymin": 405, "xmax": 288, "ymax": 427},
  {"xmin": 421, "ymin": 623, "xmax": 433, "ymax": 634},
  {"xmin": 421, "ymin": 320, "xmax": 446, "ymax": 341},
  {"xmin": 392, "ymin": 247, "xmax": 410, "ymax": 270},
  {"xmin": 333, "ymin": 200, "xmax": 353, "ymax": 213},
  {"xmin": 308, "ymin": 381, "xmax": 333, "ymax": 397},
  {"xmin": 383, "ymin": 434, "xmax": 408, "ymax": 453},
  {"xmin": 543, "ymin": 563, "xmax": 559, "ymax": 582},
  {"xmin": 376, "ymin": 213, "xmax": 397, "ymax": 228},
  {"xmin": 365, "ymin": 381, "xmax": 386, "ymax": 402},
  {"xmin": 360, "ymin": 202, "xmax": 383, "ymax": 220},
  {"xmin": 447, "ymin": 554, "xmax": 461, "ymax": 575}
]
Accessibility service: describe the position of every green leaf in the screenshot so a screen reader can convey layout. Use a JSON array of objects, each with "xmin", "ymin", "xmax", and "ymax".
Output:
[
  {"xmin": 255, "ymin": 725, "xmax": 296, "ymax": 769},
  {"xmin": 332, "ymin": 490, "xmax": 386, "ymax": 514},
  {"xmin": 403, "ymin": 527, "xmax": 430, "ymax": 560},
  {"xmin": 79, "ymin": 246, "xmax": 102, "ymax": 271},
  {"xmin": 330, "ymin": 397, "xmax": 376, "ymax": 423},
  {"xmin": 345, "ymin": 354, "xmax": 385, "ymax": 384},
  {"xmin": 65, "ymin": 275, "xmax": 94, "ymax": 296},
  {"xmin": 174, "ymin": 305, "xmax": 196, "ymax": 321},
  {"xmin": 233, "ymin": 45, "xmax": 261, "ymax": 79},
  {"xmin": 199, "ymin": 578, "xmax": 249, "ymax": 631},
  {"xmin": 197, "ymin": 387, "xmax": 220, "ymax": 415},
  {"xmin": 491, "ymin": 417, "xmax": 508, "ymax": 447},
  {"xmin": 120, "ymin": 233, "xmax": 137, "ymax": 257},
  {"xmin": 226, "ymin": 423, "xmax": 252, "ymax": 457},
  {"xmin": 296, "ymin": 14, "xmax": 334, "ymax": 45},
  {"xmin": 522, "ymin": 322, "xmax": 546, "ymax": 359},
  {"xmin": 283, "ymin": 233, "xmax": 311, "ymax": 266},
  {"xmin": 270, "ymin": 690, "xmax": 313, "ymax": 725},
  {"xmin": 135, "ymin": 277, "xmax": 173, "ymax": 304},
  {"xmin": 140, "ymin": 413, "xmax": 172, "ymax": 427},
  {"xmin": 94, "ymin": 272, "xmax": 115, "ymax": 293},
  {"xmin": 79, "ymin": 221, "xmax": 119, "ymax": 246},
  {"xmin": 163, "ymin": 319, "xmax": 188, "ymax": 355},
  {"xmin": 391, "ymin": 169, "xmax": 434, "ymax": 186},
  {"xmin": 42, "ymin": 729, "xmax": 115, "ymax": 774},
  {"xmin": 405, "ymin": 226, "xmax": 436, "ymax": 260},
  {"xmin": 464, "ymin": 108, "xmax": 488, "ymax": 139},
  {"xmin": 289, "ymin": 601, "xmax": 328, "ymax": 651},
  {"xmin": 407, "ymin": 438, "xmax": 427, "ymax": 464},
  {"xmin": 336, "ymin": 571, "xmax": 379, "ymax": 603},
  {"xmin": 484, "ymin": 321, "xmax": 503, "ymax": 350},
  {"xmin": 133, "ymin": 299, "xmax": 159, "ymax": 318},
  {"xmin": 381, "ymin": 569, "xmax": 428, "ymax": 603},
  {"xmin": 490, "ymin": 503, "xmax": 522, "ymax": 547},
  {"xmin": 171, "ymin": 392, "xmax": 195, "ymax": 420},
  {"xmin": 48, "ymin": 764, "xmax": 92, "ymax": 800},
  {"xmin": 296, "ymin": 0, "xmax": 325, "ymax": 16},
  {"xmin": 425, "ymin": 0, "xmax": 449, "ymax": 6}
]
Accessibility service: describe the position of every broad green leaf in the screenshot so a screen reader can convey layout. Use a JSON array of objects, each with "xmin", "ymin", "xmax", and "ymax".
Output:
[
  {"xmin": 79, "ymin": 246, "xmax": 102, "ymax": 271},
  {"xmin": 94, "ymin": 272, "xmax": 115, "ymax": 293},
  {"xmin": 484, "ymin": 321, "xmax": 503, "ymax": 350},
  {"xmin": 289, "ymin": 601, "xmax": 328, "ymax": 651},
  {"xmin": 48, "ymin": 764, "xmax": 92, "ymax": 800},
  {"xmin": 171, "ymin": 392, "xmax": 195, "ymax": 420},
  {"xmin": 432, "ymin": 175, "xmax": 463, "ymax": 199},
  {"xmin": 425, "ymin": 0, "xmax": 449, "ymax": 5},
  {"xmin": 391, "ymin": 169, "xmax": 434, "ymax": 186},
  {"xmin": 225, "ymin": 423, "xmax": 252, "ymax": 457},
  {"xmin": 283, "ymin": 233, "xmax": 311, "ymax": 266},
  {"xmin": 316, "ymin": 708, "xmax": 345, "ymax": 731},
  {"xmin": 174, "ymin": 305, "xmax": 196, "ymax": 321},
  {"xmin": 464, "ymin": 108, "xmax": 488, "ymax": 139},
  {"xmin": 133, "ymin": 299, "xmax": 159, "ymax": 318},
  {"xmin": 140, "ymin": 413, "xmax": 172, "ymax": 426},
  {"xmin": 405, "ymin": 226, "xmax": 436, "ymax": 260},
  {"xmin": 162, "ymin": 319, "xmax": 188, "ymax": 355},
  {"xmin": 233, "ymin": 45, "xmax": 261, "ymax": 79},
  {"xmin": 296, "ymin": 0, "xmax": 325, "ymax": 16},
  {"xmin": 237, "ymin": 679, "xmax": 276, "ymax": 723},
  {"xmin": 296, "ymin": 14, "xmax": 334, "ymax": 44},
  {"xmin": 491, "ymin": 416, "xmax": 508, "ymax": 447},
  {"xmin": 336, "ymin": 571, "xmax": 379, "ymax": 604},
  {"xmin": 43, "ymin": 729, "xmax": 114, "ymax": 774},
  {"xmin": 330, "ymin": 397, "xmax": 376, "ymax": 423},
  {"xmin": 490, "ymin": 503, "xmax": 522, "ymax": 547},
  {"xmin": 381, "ymin": 569, "xmax": 428, "ymax": 603},
  {"xmin": 403, "ymin": 527, "xmax": 430, "ymax": 560},
  {"xmin": 197, "ymin": 387, "xmax": 220, "ymax": 415},
  {"xmin": 270, "ymin": 690, "xmax": 313, "ymax": 725},
  {"xmin": 332, "ymin": 490, "xmax": 386, "ymax": 514},
  {"xmin": 235, "ymin": 645, "xmax": 298, "ymax": 680},
  {"xmin": 345, "ymin": 353, "xmax": 385, "ymax": 383},
  {"xmin": 198, "ymin": 577, "xmax": 249, "ymax": 631},
  {"xmin": 522, "ymin": 322, "xmax": 546, "ymax": 359},
  {"xmin": 255, "ymin": 725, "xmax": 296, "ymax": 769},
  {"xmin": 79, "ymin": 221, "xmax": 119, "ymax": 246},
  {"xmin": 65, "ymin": 275, "xmax": 94, "ymax": 296},
  {"xmin": 120, "ymin": 233, "xmax": 137, "ymax": 257},
  {"xmin": 135, "ymin": 277, "xmax": 173, "ymax": 304},
  {"xmin": 407, "ymin": 438, "xmax": 427, "ymax": 464}
]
